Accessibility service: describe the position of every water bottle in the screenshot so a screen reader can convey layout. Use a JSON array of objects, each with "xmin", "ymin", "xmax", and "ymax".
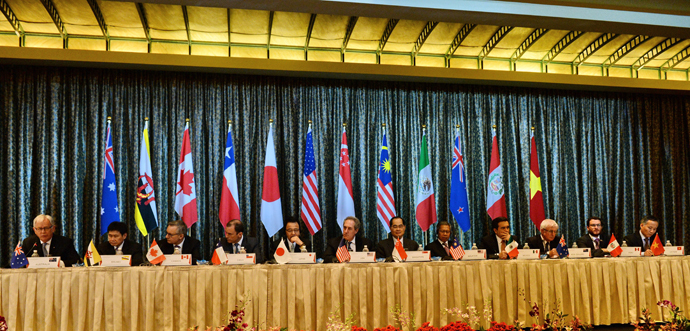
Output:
[
  {"xmin": 362, "ymin": 245, "xmax": 369, "ymax": 252},
  {"xmin": 417, "ymin": 245, "xmax": 423, "ymax": 251},
  {"xmin": 572, "ymin": 242, "xmax": 578, "ymax": 248},
  {"xmin": 665, "ymin": 240, "xmax": 672, "ymax": 247},
  {"xmin": 300, "ymin": 245, "xmax": 307, "ymax": 253},
  {"xmin": 471, "ymin": 243, "xmax": 478, "ymax": 250},
  {"xmin": 239, "ymin": 246, "xmax": 246, "ymax": 254},
  {"xmin": 32, "ymin": 250, "xmax": 39, "ymax": 257},
  {"xmin": 622, "ymin": 241, "xmax": 628, "ymax": 247},
  {"xmin": 523, "ymin": 243, "xmax": 530, "ymax": 249}
]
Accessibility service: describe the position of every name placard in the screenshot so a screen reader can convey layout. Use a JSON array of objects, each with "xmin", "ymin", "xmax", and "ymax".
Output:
[
  {"xmin": 348, "ymin": 252, "xmax": 376, "ymax": 263},
  {"xmin": 101, "ymin": 255, "xmax": 132, "ymax": 267},
  {"xmin": 619, "ymin": 247, "xmax": 642, "ymax": 257},
  {"xmin": 568, "ymin": 248, "xmax": 591, "ymax": 259},
  {"xmin": 161, "ymin": 254, "xmax": 192, "ymax": 266},
  {"xmin": 27, "ymin": 257, "xmax": 61, "ymax": 269},
  {"xmin": 461, "ymin": 250, "xmax": 486, "ymax": 261},
  {"xmin": 225, "ymin": 253, "xmax": 256, "ymax": 265},
  {"xmin": 664, "ymin": 246, "xmax": 685, "ymax": 256},
  {"xmin": 405, "ymin": 251, "xmax": 431, "ymax": 262},
  {"xmin": 287, "ymin": 252, "xmax": 316, "ymax": 264},
  {"xmin": 516, "ymin": 249, "xmax": 541, "ymax": 260}
]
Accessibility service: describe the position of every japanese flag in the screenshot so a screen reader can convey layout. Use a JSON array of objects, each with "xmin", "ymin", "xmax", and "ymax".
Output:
[{"xmin": 273, "ymin": 239, "xmax": 292, "ymax": 265}]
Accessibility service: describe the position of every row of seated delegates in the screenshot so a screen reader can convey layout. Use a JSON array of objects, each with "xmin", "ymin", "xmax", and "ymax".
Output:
[
  {"xmin": 96, "ymin": 222, "xmax": 144, "ymax": 266},
  {"xmin": 21, "ymin": 214, "xmax": 80, "ymax": 266},
  {"xmin": 478, "ymin": 217, "xmax": 520, "ymax": 259}
]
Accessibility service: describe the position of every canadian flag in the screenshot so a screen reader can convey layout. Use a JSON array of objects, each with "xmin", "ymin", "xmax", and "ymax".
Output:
[
  {"xmin": 146, "ymin": 239, "xmax": 166, "ymax": 265},
  {"xmin": 336, "ymin": 126, "xmax": 356, "ymax": 232},
  {"xmin": 260, "ymin": 124, "xmax": 283, "ymax": 237},
  {"xmin": 607, "ymin": 234, "xmax": 622, "ymax": 257},
  {"xmin": 392, "ymin": 238, "xmax": 408, "ymax": 262},
  {"xmin": 505, "ymin": 239, "xmax": 519, "ymax": 258},
  {"xmin": 174, "ymin": 122, "xmax": 198, "ymax": 227}
]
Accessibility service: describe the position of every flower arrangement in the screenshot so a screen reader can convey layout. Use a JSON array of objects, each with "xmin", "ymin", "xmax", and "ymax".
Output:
[
  {"xmin": 391, "ymin": 304, "xmax": 416, "ymax": 331},
  {"xmin": 326, "ymin": 305, "xmax": 358, "ymax": 331},
  {"xmin": 0, "ymin": 316, "xmax": 7, "ymax": 331},
  {"xmin": 632, "ymin": 300, "xmax": 690, "ymax": 331}
]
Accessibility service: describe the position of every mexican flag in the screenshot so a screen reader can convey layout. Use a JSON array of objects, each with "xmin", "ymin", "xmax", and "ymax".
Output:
[{"xmin": 415, "ymin": 129, "xmax": 437, "ymax": 232}]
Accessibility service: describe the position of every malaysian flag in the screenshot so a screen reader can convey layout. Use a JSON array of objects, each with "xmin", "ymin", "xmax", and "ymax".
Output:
[
  {"xmin": 300, "ymin": 125, "xmax": 322, "ymax": 235},
  {"xmin": 336, "ymin": 238, "xmax": 351, "ymax": 263},
  {"xmin": 101, "ymin": 119, "xmax": 119, "ymax": 234},
  {"xmin": 449, "ymin": 237, "xmax": 465, "ymax": 260},
  {"xmin": 376, "ymin": 129, "xmax": 395, "ymax": 233}
]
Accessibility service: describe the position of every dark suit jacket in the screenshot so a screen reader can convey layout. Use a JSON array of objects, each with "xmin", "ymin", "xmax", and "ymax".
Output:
[
  {"xmin": 376, "ymin": 237, "xmax": 419, "ymax": 260},
  {"xmin": 221, "ymin": 236, "xmax": 264, "ymax": 264},
  {"xmin": 97, "ymin": 239, "xmax": 144, "ymax": 266},
  {"xmin": 21, "ymin": 234, "xmax": 80, "ymax": 267},
  {"xmin": 158, "ymin": 236, "xmax": 201, "ymax": 265},
  {"xmin": 322, "ymin": 236, "xmax": 375, "ymax": 263},
  {"xmin": 478, "ymin": 234, "xmax": 520, "ymax": 258},
  {"xmin": 525, "ymin": 235, "xmax": 561, "ymax": 256},
  {"xmin": 575, "ymin": 234, "xmax": 610, "ymax": 257},
  {"xmin": 270, "ymin": 237, "xmax": 312, "ymax": 254},
  {"xmin": 623, "ymin": 232, "xmax": 662, "ymax": 250},
  {"xmin": 424, "ymin": 239, "xmax": 452, "ymax": 260}
]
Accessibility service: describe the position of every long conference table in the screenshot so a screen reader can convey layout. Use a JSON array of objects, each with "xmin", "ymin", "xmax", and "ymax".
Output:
[{"xmin": 2, "ymin": 256, "xmax": 689, "ymax": 331}]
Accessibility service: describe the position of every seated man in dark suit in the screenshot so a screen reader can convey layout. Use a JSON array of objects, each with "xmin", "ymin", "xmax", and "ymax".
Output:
[
  {"xmin": 478, "ymin": 217, "xmax": 519, "ymax": 259},
  {"xmin": 97, "ymin": 222, "xmax": 144, "ymax": 266},
  {"xmin": 623, "ymin": 215, "xmax": 662, "ymax": 257},
  {"xmin": 424, "ymin": 221, "xmax": 453, "ymax": 260},
  {"xmin": 22, "ymin": 214, "xmax": 80, "ymax": 266},
  {"xmin": 376, "ymin": 216, "xmax": 419, "ymax": 262},
  {"xmin": 575, "ymin": 217, "xmax": 610, "ymax": 257},
  {"xmin": 270, "ymin": 218, "xmax": 312, "ymax": 255},
  {"xmin": 158, "ymin": 220, "xmax": 201, "ymax": 265},
  {"xmin": 221, "ymin": 219, "xmax": 264, "ymax": 264},
  {"xmin": 525, "ymin": 219, "xmax": 561, "ymax": 258},
  {"xmin": 323, "ymin": 216, "xmax": 375, "ymax": 263}
]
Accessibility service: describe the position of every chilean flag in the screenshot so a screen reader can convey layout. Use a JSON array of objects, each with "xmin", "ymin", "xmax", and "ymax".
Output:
[
  {"xmin": 486, "ymin": 128, "xmax": 507, "ymax": 219},
  {"xmin": 336, "ymin": 126, "xmax": 356, "ymax": 232},
  {"xmin": 219, "ymin": 122, "xmax": 241, "ymax": 227},
  {"xmin": 260, "ymin": 124, "xmax": 283, "ymax": 237},
  {"xmin": 174, "ymin": 122, "xmax": 199, "ymax": 227}
]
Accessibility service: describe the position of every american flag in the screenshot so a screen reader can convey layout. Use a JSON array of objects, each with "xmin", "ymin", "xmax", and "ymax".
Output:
[
  {"xmin": 336, "ymin": 238, "xmax": 351, "ymax": 263},
  {"xmin": 301, "ymin": 126, "xmax": 322, "ymax": 235},
  {"xmin": 376, "ymin": 130, "xmax": 395, "ymax": 233},
  {"xmin": 449, "ymin": 237, "xmax": 465, "ymax": 260}
]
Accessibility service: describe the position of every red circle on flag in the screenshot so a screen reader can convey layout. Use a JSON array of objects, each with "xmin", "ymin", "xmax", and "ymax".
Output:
[
  {"xmin": 262, "ymin": 167, "xmax": 280, "ymax": 202},
  {"xmin": 276, "ymin": 247, "xmax": 285, "ymax": 256}
]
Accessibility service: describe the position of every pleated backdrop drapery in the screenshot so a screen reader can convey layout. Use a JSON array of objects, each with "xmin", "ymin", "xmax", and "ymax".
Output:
[{"xmin": 1, "ymin": 65, "xmax": 689, "ymax": 265}]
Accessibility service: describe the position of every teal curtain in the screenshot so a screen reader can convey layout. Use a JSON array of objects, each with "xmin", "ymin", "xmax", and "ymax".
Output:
[{"xmin": 1, "ymin": 65, "xmax": 689, "ymax": 265}]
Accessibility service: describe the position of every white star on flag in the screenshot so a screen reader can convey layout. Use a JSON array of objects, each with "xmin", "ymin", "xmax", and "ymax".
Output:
[
  {"xmin": 114, "ymin": 206, "xmax": 119, "ymax": 213},
  {"xmin": 109, "ymin": 183, "xmax": 116, "ymax": 191},
  {"xmin": 101, "ymin": 208, "xmax": 105, "ymax": 215}
]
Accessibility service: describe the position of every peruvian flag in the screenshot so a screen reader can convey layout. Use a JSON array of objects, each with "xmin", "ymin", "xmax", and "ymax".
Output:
[
  {"xmin": 174, "ymin": 122, "xmax": 199, "ymax": 227},
  {"xmin": 260, "ymin": 124, "xmax": 283, "ymax": 237},
  {"xmin": 219, "ymin": 122, "xmax": 241, "ymax": 227},
  {"xmin": 415, "ymin": 128, "xmax": 437, "ymax": 232},
  {"xmin": 529, "ymin": 131, "xmax": 545, "ymax": 228},
  {"xmin": 486, "ymin": 128, "xmax": 507, "ymax": 219},
  {"xmin": 607, "ymin": 234, "xmax": 622, "ymax": 257},
  {"xmin": 336, "ymin": 126, "xmax": 356, "ymax": 232}
]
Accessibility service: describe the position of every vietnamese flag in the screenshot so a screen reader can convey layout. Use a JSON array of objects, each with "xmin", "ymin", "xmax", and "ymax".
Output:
[
  {"xmin": 529, "ymin": 130, "xmax": 545, "ymax": 228},
  {"xmin": 651, "ymin": 235, "xmax": 665, "ymax": 256}
]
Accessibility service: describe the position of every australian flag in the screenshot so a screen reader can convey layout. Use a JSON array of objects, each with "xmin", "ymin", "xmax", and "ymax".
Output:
[
  {"xmin": 101, "ymin": 120, "xmax": 120, "ymax": 234},
  {"xmin": 556, "ymin": 236, "xmax": 569, "ymax": 258},
  {"xmin": 11, "ymin": 241, "xmax": 28, "ymax": 268},
  {"xmin": 449, "ymin": 131, "xmax": 470, "ymax": 232}
]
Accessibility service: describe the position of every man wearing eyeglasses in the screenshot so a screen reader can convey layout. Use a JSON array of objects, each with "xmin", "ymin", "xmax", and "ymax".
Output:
[
  {"xmin": 575, "ymin": 217, "xmax": 610, "ymax": 257},
  {"xmin": 21, "ymin": 214, "xmax": 80, "ymax": 266},
  {"xmin": 376, "ymin": 216, "xmax": 419, "ymax": 262},
  {"xmin": 271, "ymin": 218, "xmax": 312, "ymax": 254},
  {"xmin": 525, "ymin": 219, "xmax": 561, "ymax": 258},
  {"xmin": 158, "ymin": 220, "xmax": 201, "ymax": 265}
]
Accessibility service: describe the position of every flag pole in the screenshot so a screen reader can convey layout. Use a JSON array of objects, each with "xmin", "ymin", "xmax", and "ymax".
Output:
[
  {"xmin": 456, "ymin": 124, "xmax": 464, "ymax": 245},
  {"xmin": 186, "ymin": 118, "xmax": 193, "ymax": 238},
  {"xmin": 421, "ymin": 124, "xmax": 428, "ymax": 247},
  {"xmin": 531, "ymin": 126, "xmax": 536, "ymax": 236},
  {"xmin": 270, "ymin": 118, "xmax": 279, "ymax": 242},
  {"xmin": 145, "ymin": 117, "xmax": 151, "ymax": 250},
  {"xmin": 227, "ymin": 119, "xmax": 233, "ymax": 241}
]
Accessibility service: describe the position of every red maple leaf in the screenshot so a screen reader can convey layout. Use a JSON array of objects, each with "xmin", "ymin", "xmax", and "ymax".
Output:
[
  {"xmin": 177, "ymin": 170, "xmax": 195, "ymax": 195},
  {"xmin": 149, "ymin": 248, "xmax": 158, "ymax": 257}
]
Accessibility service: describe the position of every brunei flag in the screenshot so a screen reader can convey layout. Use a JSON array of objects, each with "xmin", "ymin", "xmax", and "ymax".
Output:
[{"xmin": 135, "ymin": 119, "xmax": 159, "ymax": 236}]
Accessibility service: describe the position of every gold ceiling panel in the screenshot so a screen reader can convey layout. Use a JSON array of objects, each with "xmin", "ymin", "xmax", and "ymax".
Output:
[
  {"xmin": 0, "ymin": 17, "xmax": 13, "ymax": 32},
  {"xmin": 383, "ymin": 19, "xmax": 427, "ymax": 53},
  {"xmin": 453, "ymin": 25, "xmax": 499, "ymax": 56},
  {"xmin": 52, "ymin": 0, "xmax": 102, "ymax": 36},
  {"xmin": 187, "ymin": 6, "xmax": 227, "ymax": 42},
  {"xmin": 309, "ymin": 14, "xmax": 348, "ymax": 49},
  {"xmin": 143, "ymin": 3, "xmax": 186, "ymax": 40},
  {"xmin": 489, "ymin": 27, "xmax": 534, "ymax": 58},
  {"xmin": 552, "ymin": 32, "xmax": 602, "ymax": 62},
  {"xmin": 615, "ymin": 37, "xmax": 667, "ymax": 66},
  {"xmin": 519, "ymin": 30, "xmax": 570, "ymax": 60},
  {"xmin": 98, "ymin": 1, "xmax": 145, "ymax": 39},
  {"xmin": 270, "ymin": 11, "xmax": 311, "ymax": 47},
  {"xmin": 347, "ymin": 17, "xmax": 388, "ymax": 51},
  {"xmin": 6, "ymin": 0, "xmax": 59, "ymax": 34},
  {"xmin": 419, "ymin": 22, "xmax": 463, "ymax": 54},
  {"xmin": 229, "ymin": 9, "xmax": 269, "ymax": 45}
]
